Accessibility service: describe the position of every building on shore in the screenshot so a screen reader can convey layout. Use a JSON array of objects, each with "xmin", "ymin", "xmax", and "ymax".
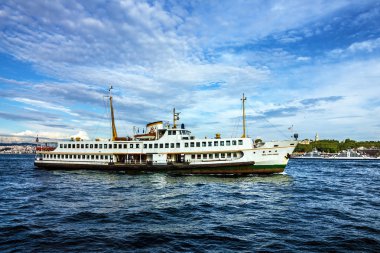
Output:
[
  {"xmin": 299, "ymin": 139, "xmax": 311, "ymax": 145},
  {"xmin": 0, "ymin": 145, "xmax": 35, "ymax": 154}
]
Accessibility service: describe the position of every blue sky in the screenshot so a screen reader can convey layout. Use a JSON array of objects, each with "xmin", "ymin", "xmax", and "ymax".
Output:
[{"xmin": 0, "ymin": 0, "xmax": 380, "ymax": 142}]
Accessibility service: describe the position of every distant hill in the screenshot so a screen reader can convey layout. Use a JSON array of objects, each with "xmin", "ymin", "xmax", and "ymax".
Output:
[
  {"xmin": 0, "ymin": 142, "xmax": 35, "ymax": 146},
  {"xmin": 295, "ymin": 139, "xmax": 380, "ymax": 153}
]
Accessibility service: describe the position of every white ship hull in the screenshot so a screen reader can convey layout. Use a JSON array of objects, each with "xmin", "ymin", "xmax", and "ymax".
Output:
[{"xmin": 35, "ymin": 138, "xmax": 297, "ymax": 174}]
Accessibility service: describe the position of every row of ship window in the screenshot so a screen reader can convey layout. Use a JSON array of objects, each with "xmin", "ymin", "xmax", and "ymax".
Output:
[
  {"xmin": 43, "ymin": 154, "xmax": 110, "ymax": 160},
  {"xmin": 60, "ymin": 143, "xmax": 141, "ymax": 149},
  {"xmin": 167, "ymin": 130, "xmax": 190, "ymax": 135},
  {"xmin": 192, "ymin": 153, "xmax": 238, "ymax": 159},
  {"xmin": 42, "ymin": 153, "xmax": 238, "ymax": 160},
  {"xmin": 146, "ymin": 140, "xmax": 243, "ymax": 149},
  {"xmin": 60, "ymin": 140, "xmax": 244, "ymax": 150}
]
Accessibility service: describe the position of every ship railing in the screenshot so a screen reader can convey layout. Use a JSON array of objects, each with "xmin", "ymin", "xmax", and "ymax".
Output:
[{"xmin": 125, "ymin": 159, "xmax": 148, "ymax": 165}]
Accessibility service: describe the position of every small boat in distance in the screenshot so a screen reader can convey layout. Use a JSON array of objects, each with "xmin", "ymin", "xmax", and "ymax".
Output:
[
  {"xmin": 34, "ymin": 87, "xmax": 298, "ymax": 174},
  {"xmin": 292, "ymin": 148, "xmax": 326, "ymax": 159}
]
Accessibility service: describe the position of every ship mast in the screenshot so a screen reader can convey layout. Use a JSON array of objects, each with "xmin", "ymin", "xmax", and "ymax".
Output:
[
  {"xmin": 241, "ymin": 93, "xmax": 247, "ymax": 138},
  {"xmin": 173, "ymin": 108, "xmax": 180, "ymax": 129},
  {"xmin": 109, "ymin": 86, "xmax": 118, "ymax": 141}
]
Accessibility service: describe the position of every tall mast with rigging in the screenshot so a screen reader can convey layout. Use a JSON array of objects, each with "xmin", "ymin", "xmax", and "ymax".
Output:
[
  {"xmin": 109, "ymin": 86, "xmax": 118, "ymax": 141},
  {"xmin": 241, "ymin": 93, "xmax": 247, "ymax": 138}
]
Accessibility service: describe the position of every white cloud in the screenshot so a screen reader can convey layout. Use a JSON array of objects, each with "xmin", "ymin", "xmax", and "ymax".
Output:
[
  {"xmin": 0, "ymin": 0, "xmax": 379, "ymax": 141},
  {"xmin": 0, "ymin": 77, "xmax": 31, "ymax": 86},
  {"xmin": 13, "ymin": 130, "xmax": 35, "ymax": 137},
  {"xmin": 329, "ymin": 37, "xmax": 380, "ymax": 57},
  {"xmin": 179, "ymin": 0, "xmax": 351, "ymax": 46},
  {"xmin": 296, "ymin": 56, "xmax": 311, "ymax": 61},
  {"xmin": 267, "ymin": 58, "xmax": 380, "ymax": 140},
  {"xmin": 0, "ymin": 0, "xmax": 359, "ymax": 73},
  {"xmin": 347, "ymin": 38, "xmax": 380, "ymax": 53},
  {"xmin": 0, "ymin": 0, "xmax": 191, "ymax": 70},
  {"xmin": 1, "ymin": 128, "xmax": 91, "ymax": 143},
  {"xmin": 12, "ymin": 97, "xmax": 79, "ymax": 116},
  {"xmin": 12, "ymin": 130, "xmax": 69, "ymax": 140},
  {"xmin": 70, "ymin": 130, "xmax": 90, "ymax": 140}
]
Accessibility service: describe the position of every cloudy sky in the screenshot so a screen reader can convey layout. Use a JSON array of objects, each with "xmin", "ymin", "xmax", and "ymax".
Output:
[{"xmin": 0, "ymin": 0, "xmax": 379, "ymax": 142}]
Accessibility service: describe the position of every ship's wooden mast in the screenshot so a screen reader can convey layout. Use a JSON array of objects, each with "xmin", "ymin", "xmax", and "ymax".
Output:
[
  {"xmin": 241, "ymin": 93, "xmax": 247, "ymax": 138},
  {"xmin": 109, "ymin": 86, "xmax": 118, "ymax": 141}
]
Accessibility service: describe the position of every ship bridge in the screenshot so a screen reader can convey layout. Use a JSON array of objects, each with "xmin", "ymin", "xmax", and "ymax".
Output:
[{"xmin": 157, "ymin": 126, "xmax": 192, "ymax": 141}]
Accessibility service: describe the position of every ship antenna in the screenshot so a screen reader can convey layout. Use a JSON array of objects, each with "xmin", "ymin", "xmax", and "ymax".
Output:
[
  {"xmin": 241, "ymin": 93, "xmax": 247, "ymax": 138},
  {"xmin": 108, "ymin": 85, "xmax": 118, "ymax": 140},
  {"xmin": 173, "ymin": 108, "xmax": 180, "ymax": 129}
]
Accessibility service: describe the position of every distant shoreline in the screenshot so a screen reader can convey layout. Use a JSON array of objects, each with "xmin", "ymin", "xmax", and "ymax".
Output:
[{"xmin": 0, "ymin": 153, "xmax": 35, "ymax": 155}]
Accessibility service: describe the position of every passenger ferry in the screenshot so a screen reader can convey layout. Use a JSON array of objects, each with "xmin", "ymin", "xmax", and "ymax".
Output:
[{"xmin": 34, "ymin": 88, "xmax": 298, "ymax": 174}]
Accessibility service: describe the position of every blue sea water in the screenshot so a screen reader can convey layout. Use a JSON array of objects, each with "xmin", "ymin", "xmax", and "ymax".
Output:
[{"xmin": 0, "ymin": 155, "xmax": 379, "ymax": 252}]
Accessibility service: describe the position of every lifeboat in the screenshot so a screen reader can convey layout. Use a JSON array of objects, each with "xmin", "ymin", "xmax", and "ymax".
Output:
[
  {"xmin": 134, "ymin": 121, "xmax": 163, "ymax": 140},
  {"xmin": 134, "ymin": 129, "xmax": 156, "ymax": 140}
]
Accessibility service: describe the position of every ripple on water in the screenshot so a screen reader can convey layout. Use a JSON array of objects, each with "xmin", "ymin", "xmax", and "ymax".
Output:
[{"xmin": 0, "ymin": 155, "xmax": 380, "ymax": 252}]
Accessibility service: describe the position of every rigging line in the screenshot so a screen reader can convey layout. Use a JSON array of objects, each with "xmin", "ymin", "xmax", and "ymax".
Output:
[
  {"xmin": 246, "ymin": 103, "xmax": 289, "ymax": 139},
  {"xmin": 95, "ymin": 96, "xmax": 108, "ymax": 139},
  {"xmin": 117, "ymin": 109, "xmax": 129, "ymax": 137},
  {"xmin": 229, "ymin": 104, "xmax": 242, "ymax": 138},
  {"xmin": 103, "ymin": 95, "xmax": 112, "ymax": 140},
  {"xmin": 262, "ymin": 117, "xmax": 289, "ymax": 139},
  {"xmin": 230, "ymin": 116, "xmax": 240, "ymax": 138},
  {"xmin": 91, "ymin": 99, "xmax": 107, "ymax": 139},
  {"xmin": 229, "ymin": 100, "xmax": 245, "ymax": 138}
]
